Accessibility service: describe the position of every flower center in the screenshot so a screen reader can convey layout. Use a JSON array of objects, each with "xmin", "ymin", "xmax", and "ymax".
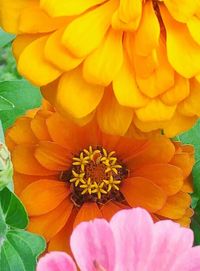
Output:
[{"xmin": 61, "ymin": 146, "xmax": 128, "ymax": 206}]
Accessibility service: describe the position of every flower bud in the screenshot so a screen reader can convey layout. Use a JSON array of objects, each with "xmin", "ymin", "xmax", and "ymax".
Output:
[{"xmin": 0, "ymin": 142, "xmax": 13, "ymax": 190}]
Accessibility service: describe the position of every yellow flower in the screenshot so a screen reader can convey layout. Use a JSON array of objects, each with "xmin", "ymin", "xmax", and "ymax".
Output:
[{"xmin": 1, "ymin": 0, "xmax": 200, "ymax": 136}]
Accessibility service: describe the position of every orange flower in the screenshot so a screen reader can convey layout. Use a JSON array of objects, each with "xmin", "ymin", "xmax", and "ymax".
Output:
[
  {"xmin": 6, "ymin": 105, "xmax": 194, "ymax": 253},
  {"xmin": 1, "ymin": 0, "xmax": 200, "ymax": 136}
]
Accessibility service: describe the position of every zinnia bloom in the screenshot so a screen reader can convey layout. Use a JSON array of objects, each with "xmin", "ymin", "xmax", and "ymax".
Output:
[
  {"xmin": 1, "ymin": 1, "xmax": 200, "ymax": 136},
  {"xmin": 37, "ymin": 208, "xmax": 200, "ymax": 271},
  {"xmin": 6, "ymin": 105, "xmax": 194, "ymax": 252}
]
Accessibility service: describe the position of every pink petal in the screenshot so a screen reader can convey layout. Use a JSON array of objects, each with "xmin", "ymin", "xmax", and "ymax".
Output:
[
  {"xmin": 36, "ymin": 252, "xmax": 77, "ymax": 271},
  {"xmin": 70, "ymin": 219, "xmax": 115, "ymax": 271},
  {"xmin": 145, "ymin": 220, "xmax": 194, "ymax": 271},
  {"xmin": 171, "ymin": 246, "xmax": 200, "ymax": 271},
  {"xmin": 110, "ymin": 208, "xmax": 154, "ymax": 271}
]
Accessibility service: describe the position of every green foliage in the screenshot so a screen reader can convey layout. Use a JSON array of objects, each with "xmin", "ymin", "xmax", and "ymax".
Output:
[
  {"xmin": 177, "ymin": 120, "xmax": 200, "ymax": 244},
  {"xmin": 0, "ymin": 28, "xmax": 15, "ymax": 48},
  {"xmin": 0, "ymin": 80, "xmax": 42, "ymax": 130},
  {"xmin": 0, "ymin": 187, "xmax": 46, "ymax": 271}
]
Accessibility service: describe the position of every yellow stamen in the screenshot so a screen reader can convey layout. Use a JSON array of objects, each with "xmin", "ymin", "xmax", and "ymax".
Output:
[
  {"xmin": 70, "ymin": 170, "xmax": 85, "ymax": 187},
  {"xmin": 92, "ymin": 182, "xmax": 107, "ymax": 199},
  {"xmin": 103, "ymin": 176, "xmax": 121, "ymax": 192},
  {"xmin": 80, "ymin": 177, "xmax": 95, "ymax": 195},
  {"xmin": 73, "ymin": 152, "xmax": 89, "ymax": 171}
]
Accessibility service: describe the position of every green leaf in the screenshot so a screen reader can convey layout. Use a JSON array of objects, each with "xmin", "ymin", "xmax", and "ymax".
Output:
[
  {"xmin": 0, "ymin": 28, "xmax": 15, "ymax": 48},
  {"xmin": 0, "ymin": 80, "xmax": 42, "ymax": 130},
  {"xmin": 0, "ymin": 95, "xmax": 14, "ymax": 110},
  {"xmin": 0, "ymin": 188, "xmax": 46, "ymax": 271}
]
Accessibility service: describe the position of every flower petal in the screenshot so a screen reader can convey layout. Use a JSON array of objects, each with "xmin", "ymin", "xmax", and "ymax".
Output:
[
  {"xmin": 113, "ymin": 52, "xmax": 149, "ymax": 108},
  {"xmin": 28, "ymin": 198, "xmax": 73, "ymax": 241},
  {"xmin": 161, "ymin": 6, "xmax": 200, "ymax": 78},
  {"xmin": 71, "ymin": 218, "xmax": 115, "ymax": 271},
  {"xmin": 134, "ymin": 1, "xmax": 160, "ymax": 56},
  {"xmin": 101, "ymin": 201, "xmax": 129, "ymax": 221},
  {"xmin": 156, "ymin": 191, "xmax": 191, "ymax": 219},
  {"xmin": 34, "ymin": 141, "xmax": 72, "ymax": 171},
  {"xmin": 146, "ymin": 219, "xmax": 194, "ymax": 270},
  {"xmin": 20, "ymin": 180, "xmax": 70, "ymax": 216},
  {"xmin": 31, "ymin": 110, "xmax": 52, "ymax": 141},
  {"xmin": 110, "ymin": 208, "xmax": 154, "ymax": 270},
  {"xmin": 37, "ymin": 252, "xmax": 77, "ymax": 271},
  {"xmin": 62, "ymin": 0, "xmax": 118, "ymax": 58},
  {"xmin": 18, "ymin": 36, "xmax": 62, "ymax": 86},
  {"xmin": 83, "ymin": 28, "xmax": 123, "ymax": 86},
  {"xmin": 73, "ymin": 203, "xmax": 103, "ymax": 228},
  {"xmin": 97, "ymin": 87, "xmax": 133, "ymax": 135},
  {"xmin": 135, "ymin": 99, "xmax": 176, "ymax": 122},
  {"xmin": 7, "ymin": 117, "xmax": 37, "ymax": 145},
  {"xmin": 57, "ymin": 68, "xmax": 104, "ymax": 118},
  {"xmin": 40, "ymin": 0, "xmax": 106, "ymax": 17},
  {"xmin": 133, "ymin": 164, "xmax": 184, "ymax": 196},
  {"xmin": 121, "ymin": 177, "xmax": 166, "ymax": 212},
  {"xmin": 171, "ymin": 247, "xmax": 200, "ymax": 271},
  {"xmin": 45, "ymin": 28, "xmax": 83, "ymax": 71},
  {"xmin": 12, "ymin": 145, "xmax": 54, "ymax": 176}
]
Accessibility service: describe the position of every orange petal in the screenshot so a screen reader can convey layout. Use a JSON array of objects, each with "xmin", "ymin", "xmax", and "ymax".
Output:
[
  {"xmin": 14, "ymin": 172, "xmax": 44, "ymax": 196},
  {"xmin": 12, "ymin": 145, "xmax": 54, "ymax": 176},
  {"xmin": 28, "ymin": 198, "xmax": 73, "ymax": 242},
  {"xmin": 45, "ymin": 28, "xmax": 83, "ymax": 71},
  {"xmin": 182, "ymin": 175, "xmax": 193, "ymax": 193},
  {"xmin": 73, "ymin": 202, "xmax": 103, "ymax": 228},
  {"xmin": 133, "ymin": 164, "xmax": 183, "ymax": 196},
  {"xmin": 48, "ymin": 208, "xmax": 78, "ymax": 254},
  {"xmin": 20, "ymin": 180, "xmax": 70, "ymax": 216},
  {"xmin": 156, "ymin": 191, "xmax": 191, "ymax": 219},
  {"xmin": 34, "ymin": 141, "xmax": 72, "ymax": 171},
  {"xmin": 170, "ymin": 152, "xmax": 194, "ymax": 178},
  {"xmin": 83, "ymin": 28, "xmax": 123, "ymax": 86},
  {"xmin": 121, "ymin": 177, "xmax": 166, "ymax": 212},
  {"xmin": 62, "ymin": 0, "xmax": 118, "ymax": 58},
  {"xmin": 18, "ymin": 36, "xmax": 62, "ymax": 86},
  {"xmin": 97, "ymin": 87, "xmax": 133, "ymax": 135},
  {"xmin": 31, "ymin": 110, "xmax": 52, "ymax": 141},
  {"xmin": 128, "ymin": 135, "xmax": 175, "ymax": 170},
  {"xmin": 101, "ymin": 201, "xmax": 129, "ymax": 221},
  {"xmin": 57, "ymin": 68, "xmax": 104, "ymax": 118},
  {"xmin": 5, "ymin": 134, "xmax": 16, "ymax": 152},
  {"xmin": 7, "ymin": 117, "xmax": 37, "ymax": 145}
]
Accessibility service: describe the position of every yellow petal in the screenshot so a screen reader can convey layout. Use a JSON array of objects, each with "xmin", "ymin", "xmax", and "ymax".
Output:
[
  {"xmin": 163, "ymin": 113, "xmax": 197, "ymax": 137},
  {"xmin": 12, "ymin": 34, "xmax": 42, "ymax": 61},
  {"xmin": 18, "ymin": 36, "xmax": 62, "ymax": 86},
  {"xmin": 45, "ymin": 28, "xmax": 83, "ymax": 71},
  {"xmin": 113, "ymin": 52, "xmax": 149, "ymax": 108},
  {"xmin": 135, "ymin": 99, "xmax": 176, "ymax": 122},
  {"xmin": 83, "ymin": 28, "xmax": 123, "ymax": 86},
  {"xmin": 161, "ymin": 6, "xmax": 200, "ymax": 78},
  {"xmin": 57, "ymin": 68, "xmax": 104, "ymax": 118},
  {"xmin": 19, "ymin": 5, "xmax": 69, "ymax": 33},
  {"xmin": 134, "ymin": 116, "xmax": 166, "ymax": 133},
  {"xmin": 0, "ymin": 0, "xmax": 34, "ymax": 33},
  {"xmin": 97, "ymin": 87, "xmax": 133, "ymax": 135},
  {"xmin": 111, "ymin": 0, "xmax": 142, "ymax": 31},
  {"xmin": 161, "ymin": 74, "xmax": 190, "ymax": 105},
  {"xmin": 187, "ymin": 15, "xmax": 200, "ymax": 45},
  {"xmin": 163, "ymin": 0, "xmax": 200, "ymax": 22},
  {"xmin": 178, "ymin": 78, "xmax": 200, "ymax": 116},
  {"xmin": 40, "ymin": 0, "xmax": 106, "ymax": 17},
  {"xmin": 134, "ymin": 1, "xmax": 160, "ymax": 56},
  {"xmin": 136, "ymin": 39, "xmax": 174, "ymax": 98},
  {"xmin": 62, "ymin": 0, "xmax": 118, "ymax": 58}
]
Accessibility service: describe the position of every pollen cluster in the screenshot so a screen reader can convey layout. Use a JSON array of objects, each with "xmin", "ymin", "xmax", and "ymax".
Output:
[{"xmin": 65, "ymin": 146, "xmax": 128, "ymax": 205}]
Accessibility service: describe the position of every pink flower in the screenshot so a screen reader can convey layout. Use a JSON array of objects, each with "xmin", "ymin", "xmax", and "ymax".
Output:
[{"xmin": 37, "ymin": 208, "xmax": 200, "ymax": 271}]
